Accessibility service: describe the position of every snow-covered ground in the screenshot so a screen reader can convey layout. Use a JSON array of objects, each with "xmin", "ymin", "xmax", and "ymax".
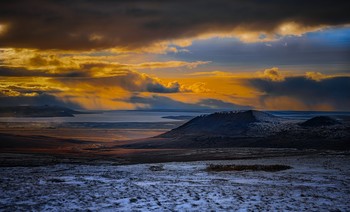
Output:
[{"xmin": 1, "ymin": 154, "xmax": 349, "ymax": 211}]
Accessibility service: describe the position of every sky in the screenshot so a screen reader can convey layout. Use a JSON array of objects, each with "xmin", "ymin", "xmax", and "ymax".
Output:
[{"xmin": 1, "ymin": 0, "xmax": 349, "ymax": 111}]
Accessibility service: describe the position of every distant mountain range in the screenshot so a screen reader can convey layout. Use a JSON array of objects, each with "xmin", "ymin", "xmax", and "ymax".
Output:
[
  {"xmin": 121, "ymin": 110, "xmax": 350, "ymax": 150},
  {"xmin": 0, "ymin": 105, "xmax": 83, "ymax": 117}
]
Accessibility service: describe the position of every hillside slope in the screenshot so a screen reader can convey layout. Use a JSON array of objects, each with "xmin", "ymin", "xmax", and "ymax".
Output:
[
  {"xmin": 120, "ymin": 110, "xmax": 350, "ymax": 150},
  {"xmin": 161, "ymin": 110, "xmax": 283, "ymax": 137}
]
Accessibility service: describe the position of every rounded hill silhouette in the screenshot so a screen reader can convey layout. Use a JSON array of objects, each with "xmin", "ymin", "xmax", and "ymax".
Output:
[
  {"xmin": 161, "ymin": 110, "xmax": 281, "ymax": 137},
  {"xmin": 300, "ymin": 116, "xmax": 341, "ymax": 127}
]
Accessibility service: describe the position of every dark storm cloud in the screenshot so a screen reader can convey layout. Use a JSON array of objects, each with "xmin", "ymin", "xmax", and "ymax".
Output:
[
  {"xmin": 173, "ymin": 29, "xmax": 350, "ymax": 70},
  {"xmin": 129, "ymin": 95, "xmax": 251, "ymax": 110},
  {"xmin": 0, "ymin": 93, "xmax": 81, "ymax": 109},
  {"xmin": 249, "ymin": 76, "xmax": 350, "ymax": 110},
  {"xmin": 1, "ymin": 0, "xmax": 349, "ymax": 50},
  {"xmin": 0, "ymin": 67, "xmax": 42, "ymax": 77},
  {"xmin": 145, "ymin": 81, "xmax": 180, "ymax": 93}
]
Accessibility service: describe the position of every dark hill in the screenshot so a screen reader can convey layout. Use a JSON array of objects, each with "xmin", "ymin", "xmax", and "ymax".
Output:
[
  {"xmin": 119, "ymin": 110, "xmax": 350, "ymax": 150},
  {"xmin": 160, "ymin": 110, "xmax": 281, "ymax": 137},
  {"xmin": 300, "ymin": 116, "xmax": 341, "ymax": 127}
]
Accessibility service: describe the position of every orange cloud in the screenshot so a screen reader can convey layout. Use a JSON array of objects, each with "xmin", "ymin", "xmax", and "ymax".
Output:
[
  {"xmin": 305, "ymin": 72, "xmax": 327, "ymax": 81},
  {"xmin": 262, "ymin": 67, "xmax": 285, "ymax": 81},
  {"xmin": 188, "ymin": 71, "xmax": 234, "ymax": 77},
  {"xmin": 1, "ymin": 48, "xmax": 209, "ymax": 73},
  {"xmin": 0, "ymin": 23, "xmax": 9, "ymax": 36}
]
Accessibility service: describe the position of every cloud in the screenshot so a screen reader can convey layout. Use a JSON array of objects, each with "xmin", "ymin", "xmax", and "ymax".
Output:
[
  {"xmin": 110, "ymin": 40, "xmax": 191, "ymax": 54},
  {"xmin": 0, "ymin": 23, "xmax": 9, "ymax": 35},
  {"xmin": 129, "ymin": 61, "xmax": 210, "ymax": 70},
  {"xmin": 0, "ymin": 93, "xmax": 81, "ymax": 108},
  {"xmin": 129, "ymin": 95, "xmax": 251, "ymax": 110},
  {"xmin": 1, "ymin": 48, "xmax": 209, "ymax": 71},
  {"xmin": 0, "ymin": 49, "xmax": 211, "ymax": 95},
  {"xmin": 146, "ymin": 81, "xmax": 180, "ymax": 93},
  {"xmin": 1, "ymin": 1, "xmax": 349, "ymax": 50},
  {"xmin": 248, "ymin": 75, "xmax": 350, "ymax": 110},
  {"xmin": 305, "ymin": 72, "xmax": 328, "ymax": 81},
  {"xmin": 0, "ymin": 59, "xmax": 212, "ymax": 109},
  {"xmin": 188, "ymin": 71, "xmax": 234, "ymax": 77},
  {"xmin": 183, "ymin": 82, "xmax": 211, "ymax": 93},
  {"xmin": 54, "ymin": 68, "xmax": 183, "ymax": 93},
  {"xmin": 171, "ymin": 27, "xmax": 350, "ymax": 71},
  {"xmin": 0, "ymin": 76, "xmax": 64, "ymax": 95},
  {"xmin": 60, "ymin": 64, "xmax": 214, "ymax": 94},
  {"xmin": 262, "ymin": 67, "xmax": 285, "ymax": 81},
  {"xmin": 0, "ymin": 48, "xmax": 210, "ymax": 85},
  {"xmin": 0, "ymin": 66, "xmax": 89, "ymax": 77}
]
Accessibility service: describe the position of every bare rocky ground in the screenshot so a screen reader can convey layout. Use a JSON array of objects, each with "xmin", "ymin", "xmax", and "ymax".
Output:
[{"xmin": 1, "ymin": 153, "xmax": 349, "ymax": 211}]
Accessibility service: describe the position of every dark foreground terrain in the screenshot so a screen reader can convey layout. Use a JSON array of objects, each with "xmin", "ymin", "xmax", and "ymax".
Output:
[
  {"xmin": 1, "ymin": 152, "xmax": 349, "ymax": 211},
  {"xmin": 1, "ymin": 110, "xmax": 350, "ymax": 211}
]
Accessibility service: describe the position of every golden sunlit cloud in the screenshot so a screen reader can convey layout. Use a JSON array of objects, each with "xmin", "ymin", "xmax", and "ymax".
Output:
[
  {"xmin": 182, "ymin": 82, "xmax": 211, "ymax": 93},
  {"xmin": 88, "ymin": 33, "xmax": 104, "ymax": 42},
  {"xmin": 126, "ymin": 61, "xmax": 210, "ymax": 70},
  {"xmin": 169, "ymin": 21, "xmax": 328, "ymax": 45},
  {"xmin": 0, "ymin": 23, "xmax": 8, "ymax": 36},
  {"xmin": 188, "ymin": 71, "xmax": 234, "ymax": 77},
  {"xmin": 111, "ymin": 39, "xmax": 193, "ymax": 54},
  {"xmin": 305, "ymin": 72, "xmax": 328, "ymax": 81},
  {"xmin": 0, "ymin": 47, "xmax": 218, "ymax": 109},
  {"xmin": 277, "ymin": 22, "xmax": 325, "ymax": 37},
  {"xmin": 261, "ymin": 67, "xmax": 285, "ymax": 81},
  {"xmin": 0, "ymin": 48, "xmax": 209, "ymax": 72},
  {"xmin": 1, "ymin": 61, "xmax": 350, "ymax": 110}
]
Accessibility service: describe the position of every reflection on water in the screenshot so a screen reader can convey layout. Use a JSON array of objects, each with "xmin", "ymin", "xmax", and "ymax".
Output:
[
  {"xmin": 0, "ymin": 110, "xmax": 206, "ymax": 123},
  {"xmin": 1, "ymin": 110, "xmax": 349, "ymax": 123}
]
